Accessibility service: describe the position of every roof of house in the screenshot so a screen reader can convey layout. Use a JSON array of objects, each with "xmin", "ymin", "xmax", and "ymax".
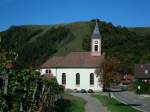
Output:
[
  {"xmin": 92, "ymin": 22, "xmax": 101, "ymax": 39},
  {"xmin": 40, "ymin": 52, "xmax": 104, "ymax": 68},
  {"xmin": 134, "ymin": 64, "xmax": 150, "ymax": 79}
]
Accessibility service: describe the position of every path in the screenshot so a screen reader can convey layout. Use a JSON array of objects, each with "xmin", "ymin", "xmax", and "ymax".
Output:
[
  {"xmin": 113, "ymin": 91, "xmax": 150, "ymax": 112},
  {"xmin": 71, "ymin": 93, "xmax": 108, "ymax": 112}
]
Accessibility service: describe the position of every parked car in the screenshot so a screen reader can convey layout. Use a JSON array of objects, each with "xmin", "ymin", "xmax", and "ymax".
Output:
[
  {"xmin": 87, "ymin": 89, "xmax": 94, "ymax": 93},
  {"xmin": 80, "ymin": 89, "xmax": 87, "ymax": 93}
]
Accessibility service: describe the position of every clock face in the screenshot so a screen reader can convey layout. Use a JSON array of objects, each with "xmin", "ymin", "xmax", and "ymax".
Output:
[{"xmin": 95, "ymin": 41, "xmax": 98, "ymax": 44}]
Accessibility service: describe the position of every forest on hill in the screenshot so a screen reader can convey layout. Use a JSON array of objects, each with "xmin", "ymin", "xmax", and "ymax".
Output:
[
  {"xmin": 1, "ymin": 19, "xmax": 150, "ymax": 74},
  {"xmin": 129, "ymin": 27, "xmax": 150, "ymax": 36}
]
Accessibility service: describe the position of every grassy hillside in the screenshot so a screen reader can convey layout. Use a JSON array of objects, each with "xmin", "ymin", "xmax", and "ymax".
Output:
[{"xmin": 1, "ymin": 19, "xmax": 150, "ymax": 74}]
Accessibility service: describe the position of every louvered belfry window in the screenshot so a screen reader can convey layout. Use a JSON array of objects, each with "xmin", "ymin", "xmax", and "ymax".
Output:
[{"xmin": 94, "ymin": 45, "xmax": 98, "ymax": 52}]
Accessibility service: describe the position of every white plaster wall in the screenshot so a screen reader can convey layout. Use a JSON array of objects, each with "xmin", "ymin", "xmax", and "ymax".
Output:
[{"xmin": 41, "ymin": 68, "xmax": 102, "ymax": 91}]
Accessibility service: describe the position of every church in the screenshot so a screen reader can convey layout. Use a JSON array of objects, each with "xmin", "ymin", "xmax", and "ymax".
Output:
[{"xmin": 40, "ymin": 22, "xmax": 104, "ymax": 91}]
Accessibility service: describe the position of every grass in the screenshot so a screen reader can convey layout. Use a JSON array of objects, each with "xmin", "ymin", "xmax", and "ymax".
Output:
[
  {"xmin": 147, "ymin": 97, "xmax": 150, "ymax": 101},
  {"xmin": 144, "ymin": 96, "xmax": 150, "ymax": 101},
  {"xmin": 62, "ymin": 93, "xmax": 85, "ymax": 112},
  {"xmin": 55, "ymin": 21, "xmax": 92, "ymax": 55},
  {"xmin": 94, "ymin": 95, "xmax": 141, "ymax": 112}
]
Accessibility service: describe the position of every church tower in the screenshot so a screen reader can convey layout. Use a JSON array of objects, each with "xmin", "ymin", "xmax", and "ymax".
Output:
[{"xmin": 91, "ymin": 21, "xmax": 101, "ymax": 56}]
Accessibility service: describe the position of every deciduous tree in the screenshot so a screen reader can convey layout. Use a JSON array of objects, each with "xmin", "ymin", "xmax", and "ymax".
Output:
[{"xmin": 95, "ymin": 58, "xmax": 120, "ymax": 101}]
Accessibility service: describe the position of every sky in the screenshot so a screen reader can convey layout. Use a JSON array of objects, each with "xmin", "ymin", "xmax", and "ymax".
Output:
[{"xmin": 0, "ymin": 0, "xmax": 150, "ymax": 31}]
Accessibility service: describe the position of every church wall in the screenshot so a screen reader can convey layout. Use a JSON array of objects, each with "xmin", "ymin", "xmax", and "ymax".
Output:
[{"xmin": 40, "ymin": 68, "xmax": 102, "ymax": 91}]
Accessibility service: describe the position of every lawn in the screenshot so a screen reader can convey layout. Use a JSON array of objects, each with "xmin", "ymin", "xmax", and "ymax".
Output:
[
  {"xmin": 94, "ymin": 95, "xmax": 141, "ymax": 112},
  {"xmin": 62, "ymin": 93, "xmax": 85, "ymax": 112}
]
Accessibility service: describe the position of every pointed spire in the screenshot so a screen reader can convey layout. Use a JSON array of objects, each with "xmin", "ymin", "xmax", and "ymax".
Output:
[{"xmin": 92, "ymin": 20, "xmax": 101, "ymax": 38}]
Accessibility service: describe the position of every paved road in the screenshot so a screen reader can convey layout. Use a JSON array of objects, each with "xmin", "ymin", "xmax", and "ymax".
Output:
[
  {"xmin": 113, "ymin": 91, "xmax": 150, "ymax": 112},
  {"xmin": 71, "ymin": 93, "xmax": 108, "ymax": 112}
]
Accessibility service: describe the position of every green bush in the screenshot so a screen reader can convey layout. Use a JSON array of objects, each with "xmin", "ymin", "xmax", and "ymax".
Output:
[
  {"xmin": 133, "ymin": 80, "xmax": 150, "ymax": 94},
  {"xmin": 0, "ymin": 69, "xmax": 64, "ymax": 111}
]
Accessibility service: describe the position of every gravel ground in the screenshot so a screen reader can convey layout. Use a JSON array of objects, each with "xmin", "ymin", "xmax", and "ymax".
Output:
[{"xmin": 71, "ymin": 93, "xmax": 108, "ymax": 112}]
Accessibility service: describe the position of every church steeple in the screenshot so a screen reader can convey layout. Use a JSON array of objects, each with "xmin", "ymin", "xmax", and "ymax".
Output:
[
  {"xmin": 92, "ymin": 21, "xmax": 101, "ymax": 39},
  {"xmin": 91, "ymin": 21, "xmax": 102, "ymax": 56}
]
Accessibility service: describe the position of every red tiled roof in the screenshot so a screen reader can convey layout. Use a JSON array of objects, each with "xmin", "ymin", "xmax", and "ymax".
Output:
[{"xmin": 40, "ymin": 52, "xmax": 104, "ymax": 68}]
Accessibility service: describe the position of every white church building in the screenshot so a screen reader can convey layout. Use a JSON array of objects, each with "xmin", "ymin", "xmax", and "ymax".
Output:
[{"xmin": 40, "ymin": 22, "xmax": 104, "ymax": 91}]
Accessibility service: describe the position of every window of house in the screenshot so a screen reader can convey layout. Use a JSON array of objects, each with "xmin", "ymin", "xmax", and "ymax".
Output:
[
  {"xmin": 94, "ymin": 45, "xmax": 98, "ymax": 52},
  {"xmin": 76, "ymin": 73, "xmax": 80, "ymax": 85},
  {"xmin": 45, "ymin": 69, "xmax": 51, "ymax": 74},
  {"xmin": 145, "ymin": 70, "xmax": 148, "ymax": 75},
  {"xmin": 62, "ymin": 73, "xmax": 66, "ymax": 85},
  {"xmin": 90, "ymin": 73, "xmax": 94, "ymax": 85}
]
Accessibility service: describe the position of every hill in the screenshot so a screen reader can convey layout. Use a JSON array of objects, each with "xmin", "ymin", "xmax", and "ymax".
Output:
[
  {"xmin": 128, "ymin": 27, "xmax": 150, "ymax": 36},
  {"xmin": 1, "ymin": 19, "xmax": 150, "ymax": 74}
]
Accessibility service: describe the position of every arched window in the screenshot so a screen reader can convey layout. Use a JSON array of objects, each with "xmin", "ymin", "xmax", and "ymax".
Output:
[
  {"xmin": 94, "ymin": 45, "xmax": 98, "ymax": 52},
  {"xmin": 76, "ymin": 73, "xmax": 80, "ymax": 85},
  {"xmin": 45, "ymin": 69, "xmax": 51, "ymax": 74},
  {"xmin": 62, "ymin": 73, "xmax": 66, "ymax": 85},
  {"xmin": 90, "ymin": 73, "xmax": 94, "ymax": 85}
]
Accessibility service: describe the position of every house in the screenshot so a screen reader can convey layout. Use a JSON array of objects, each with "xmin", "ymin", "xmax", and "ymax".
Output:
[
  {"xmin": 40, "ymin": 22, "xmax": 104, "ymax": 91},
  {"xmin": 134, "ymin": 64, "xmax": 150, "ymax": 83},
  {"xmin": 121, "ymin": 74, "xmax": 134, "ymax": 85},
  {"xmin": 112, "ymin": 74, "xmax": 134, "ymax": 85}
]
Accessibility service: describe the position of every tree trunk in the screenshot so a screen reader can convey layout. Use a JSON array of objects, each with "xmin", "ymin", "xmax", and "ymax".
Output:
[
  {"xmin": 4, "ymin": 73, "xmax": 8, "ymax": 95},
  {"xmin": 28, "ymin": 81, "xmax": 38, "ymax": 112},
  {"xmin": 19, "ymin": 102, "xmax": 23, "ymax": 112},
  {"xmin": 3, "ymin": 73, "xmax": 9, "ymax": 110}
]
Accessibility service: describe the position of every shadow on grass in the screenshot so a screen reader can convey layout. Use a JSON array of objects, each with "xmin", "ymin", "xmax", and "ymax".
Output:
[
  {"xmin": 116, "ymin": 103, "xmax": 141, "ymax": 107},
  {"xmin": 103, "ymin": 89, "xmax": 128, "ymax": 92},
  {"xmin": 54, "ymin": 99, "xmax": 71, "ymax": 112}
]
